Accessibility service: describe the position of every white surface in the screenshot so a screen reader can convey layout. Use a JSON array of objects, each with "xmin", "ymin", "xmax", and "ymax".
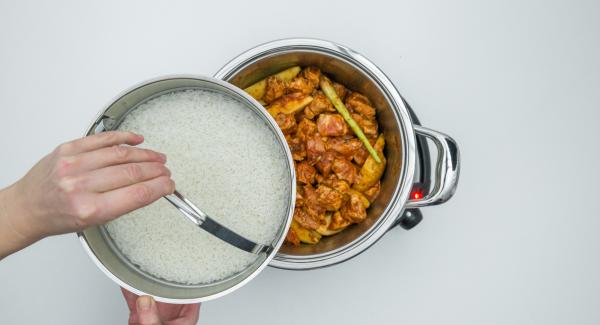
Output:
[{"xmin": 1, "ymin": 0, "xmax": 599, "ymax": 324}]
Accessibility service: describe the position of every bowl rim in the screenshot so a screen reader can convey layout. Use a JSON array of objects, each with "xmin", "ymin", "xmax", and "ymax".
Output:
[{"xmin": 78, "ymin": 74, "xmax": 297, "ymax": 303}]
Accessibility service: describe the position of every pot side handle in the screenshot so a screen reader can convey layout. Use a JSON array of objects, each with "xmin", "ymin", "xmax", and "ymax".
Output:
[{"xmin": 405, "ymin": 126, "xmax": 460, "ymax": 208}]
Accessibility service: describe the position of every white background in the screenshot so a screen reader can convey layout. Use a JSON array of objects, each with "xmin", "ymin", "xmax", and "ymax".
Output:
[{"xmin": 1, "ymin": 0, "xmax": 599, "ymax": 324}]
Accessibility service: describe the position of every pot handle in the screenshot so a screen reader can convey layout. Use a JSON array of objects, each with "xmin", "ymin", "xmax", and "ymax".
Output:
[{"xmin": 405, "ymin": 126, "xmax": 460, "ymax": 208}]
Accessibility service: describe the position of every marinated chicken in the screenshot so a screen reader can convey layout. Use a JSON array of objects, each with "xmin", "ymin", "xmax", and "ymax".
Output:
[{"xmin": 243, "ymin": 66, "xmax": 387, "ymax": 245}]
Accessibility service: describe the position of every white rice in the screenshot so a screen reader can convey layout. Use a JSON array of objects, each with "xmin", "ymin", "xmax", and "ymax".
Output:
[{"xmin": 105, "ymin": 88, "xmax": 290, "ymax": 284}]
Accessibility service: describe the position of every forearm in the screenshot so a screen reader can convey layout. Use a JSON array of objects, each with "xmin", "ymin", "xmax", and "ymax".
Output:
[{"xmin": 0, "ymin": 182, "xmax": 42, "ymax": 260}]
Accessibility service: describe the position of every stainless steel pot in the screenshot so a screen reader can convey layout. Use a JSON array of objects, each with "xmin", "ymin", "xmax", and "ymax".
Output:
[
  {"xmin": 214, "ymin": 38, "xmax": 460, "ymax": 270},
  {"xmin": 78, "ymin": 75, "xmax": 296, "ymax": 303}
]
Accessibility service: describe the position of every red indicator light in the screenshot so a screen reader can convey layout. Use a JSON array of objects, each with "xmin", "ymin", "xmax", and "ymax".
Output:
[{"xmin": 412, "ymin": 191, "xmax": 423, "ymax": 200}]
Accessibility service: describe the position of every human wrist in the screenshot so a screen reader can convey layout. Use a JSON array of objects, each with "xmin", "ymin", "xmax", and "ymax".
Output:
[{"xmin": 0, "ymin": 182, "xmax": 45, "ymax": 259}]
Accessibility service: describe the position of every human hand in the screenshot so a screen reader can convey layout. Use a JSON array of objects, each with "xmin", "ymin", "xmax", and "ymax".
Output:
[
  {"xmin": 0, "ymin": 131, "xmax": 175, "ymax": 259},
  {"xmin": 121, "ymin": 287, "xmax": 200, "ymax": 325}
]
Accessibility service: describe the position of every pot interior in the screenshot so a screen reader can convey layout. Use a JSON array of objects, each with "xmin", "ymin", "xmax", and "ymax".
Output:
[{"xmin": 224, "ymin": 50, "xmax": 405, "ymax": 257}]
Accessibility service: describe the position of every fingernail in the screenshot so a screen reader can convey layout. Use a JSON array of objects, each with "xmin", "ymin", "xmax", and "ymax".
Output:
[
  {"xmin": 137, "ymin": 296, "xmax": 153, "ymax": 311},
  {"xmin": 158, "ymin": 153, "xmax": 167, "ymax": 162}
]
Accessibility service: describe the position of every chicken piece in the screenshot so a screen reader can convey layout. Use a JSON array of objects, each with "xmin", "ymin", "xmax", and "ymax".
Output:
[
  {"xmin": 296, "ymin": 118, "xmax": 317, "ymax": 141},
  {"xmin": 243, "ymin": 66, "xmax": 301, "ymax": 101},
  {"xmin": 332, "ymin": 81, "xmax": 348, "ymax": 101},
  {"xmin": 293, "ymin": 206, "xmax": 320, "ymax": 230},
  {"xmin": 316, "ymin": 212, "xmax": 344, "ymax": 236},
  {"xmin": 352, "ymin": 143, "xmax": 370, "ymax": 165},
  {"xmin": 315, "ymin": 150, "xmax": 336, "ymax": 176},
  {"xmin": 330, "ymin": 210, "xmax": 351, "ymax": 231},
  {"xmin": 306, "ymin": 134, "xmax": 327, "ymax": 164},
  {"xmin": 322, "ymin": 175, "xmax": 351, "ymax": 197},
  {"xmin": 295, "ymin": 185, "xmax": 305, "ymax": 207},
  {"xmin": 305, "ymin": 206, "xmax": 325, "ymax": 226},
  {"xmin": 353, "ymin": 134, "xmax": 386, "ymax": 192},
  {"xmin": 327, "ymin": 137, "xmax": 363, "ymax": 159},
  {"xmin": 317, "ymin": 114, "xmax": 349, "ymax": 137},
  {"xmin": 302, "ymin": 184, "xmax": 319, "ymax": 206},
  {"xmin": 296, "ymin": 161, "xmax": 316, "ymax": 185},
  {"xmin": 315, "ymin": 174, "xmax": 348, "ymax": 191},
  {"xmin": 263, "ymin": 76, "xmax": 287, "ymax": 104},
  {"xmin": 341, "ymin": 190, "xmax": 368, "ymax": 223},
  {"xmin": 302, "ymin": 185, "xmax": 327, "ymax": 225},
  {"xmin": 285, "ymin": 226, "xmax": 300, "ymax": 245},
  {"xmin": 304, "ymin": 91, "xmax": 335, "ymax": 119},
  {"xmin": 332, "ymin": 157, "xmax": 358, "ymax": 184},
  {"xmin": 345, "ymin": 92, "xmax": 376, "ymax": 119},
  {"xmin": 274, "ymin": 113, "xmax": 297, "ymax": 135},
  {"xmin": 290, "ymin": 220, "xmax": 321, "ymax": 244},
  {"xmin": 350, "ymin": 113, "xmax": 378, "ymax": 136},
  {"xmin": 363, "ymin": 180, "xmax": 381, "ymax": 203},
  {"xmin": 268, "ymin": 93, "xmax": 313, "ymax": 116},
  {"xmin": 288, "ymin": 67, "xmax": 321, "ymax": 95},
  {"xmin": 300, "ymin": 66, "xmax": 321, "ymax": 87},
  {"xmin": 317, "ymin": 175, "xmax": 351, "ymax": 205},
  {"xmin": 286, "ymin": 135, "xmax": 306, "ymax": 161},
  {"xmin": 315, "ymin": 185, "xmax": 343, "ymax": 211},
  {"xmin": 315, "ymin": 173, "xmax": 325, "ymax": 184},
  {"xmin": 288, "ymin": 77, "xmax": 316, "ymax": 95},
  {"xmin": 334, "ymin": 181, "xmax": 350, "ymax": 198},
  {"xmin": 315, "ymin": 173, "xmax": 333, "ymax": 186}
]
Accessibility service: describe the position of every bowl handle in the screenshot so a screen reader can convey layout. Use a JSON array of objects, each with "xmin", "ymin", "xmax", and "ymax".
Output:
[{"xmin": 405, "ymin": 126, "xmax": 460, "ymax": 208}]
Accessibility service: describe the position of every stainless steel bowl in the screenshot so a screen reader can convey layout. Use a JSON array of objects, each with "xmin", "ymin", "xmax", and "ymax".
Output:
[
  {"xmin": 78, "ymin": 75, "xmax": 296, "ymax": 303},
  {"xmin": 214, "ymin": 38, "xmax": 460, "ymax": 270}
]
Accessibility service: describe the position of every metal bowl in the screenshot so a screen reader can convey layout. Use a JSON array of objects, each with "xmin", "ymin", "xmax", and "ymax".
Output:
[
  {"xmin": 78, "ymin": 75, "xmax": 296, "ymax": 303},
  {"xmin": 215, "ymin": 38, "xmax": 460, "ymax": 270}
]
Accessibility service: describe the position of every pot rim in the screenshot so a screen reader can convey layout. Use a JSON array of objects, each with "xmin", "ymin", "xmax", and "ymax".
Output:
[
  {"xmin": 214, "ymin": 38, "xmax": 418, "ymax": 270},
  {"xmin": 78, "ymin": 74, "xmax": 296, "ymax": 303}
]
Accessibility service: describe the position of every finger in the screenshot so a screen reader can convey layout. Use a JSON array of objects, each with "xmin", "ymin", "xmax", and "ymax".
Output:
[
  {"xmin": 136, "ymin": 296, "xmax": 162, "ymax": 325},
  {"xmin": 169, "ymin": 304, "xmax": 201, "ymax": 325},
  {"xmin": 95, "ymin": 176, "xmax": 175, "ymax": 222},
  {"xmin": 84, "ymin": 162, "xmax": 171, "ymax": 193},
  {"xmin": 121, "ymin": 287, "xmax": 139, "ymax": 312},
  {"xmin": 67, "ymin": 145, "xmax": 166, "ymax": 174},
  {"xmin": 58, "ymin": 131, "xmax": 144, "ymax": 156}
]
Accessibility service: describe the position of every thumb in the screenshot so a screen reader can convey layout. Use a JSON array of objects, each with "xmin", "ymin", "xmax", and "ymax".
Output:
[{"xmin": 135, "ymin": 295, "xmax": 162, "ymax": 325}]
